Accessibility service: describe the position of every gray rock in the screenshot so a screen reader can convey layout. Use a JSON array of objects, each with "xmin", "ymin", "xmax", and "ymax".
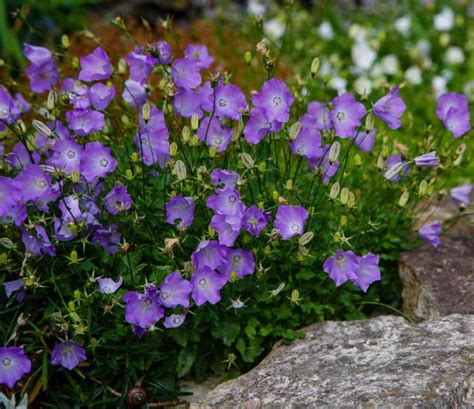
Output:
[
  {"xmin": 191, "ymin": 315, "xmax": 474, "ymax": 408},
  {"xmin": 400, "ymin": 195, "xmax": 474, "ymax": 321}
]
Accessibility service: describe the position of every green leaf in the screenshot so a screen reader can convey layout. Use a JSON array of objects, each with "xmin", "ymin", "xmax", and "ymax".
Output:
[{"xmin": 176, "ymin": 349, "xmax": 196, "ymax": 378}]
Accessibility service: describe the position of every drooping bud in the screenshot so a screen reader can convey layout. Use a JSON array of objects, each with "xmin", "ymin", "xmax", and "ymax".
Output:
[
  {"xmin": 354, "ymin": 153, "xmax": 362, "ymax": 166},
  {"xmin": 328, "ymin": 141, "xmax": 341, "ymax": 163},
  {"xmin": 289, "ymin": 121, "xmax": 301, "ymax": 140},
  {"xmin": 340, "ymin": 215, "xmax": 348, "ymax": 226},
  {"xmin": 329, "ymin": 182, "xmax": 340, "ymax": 200},
  {"xmin": 285, "ymin": 179, "xmax": 293, "ymax": 191},
  {"xmin": 32, "ymin": 120, "xmax": 52, "ymax": 137},
  {"xmin": 71, "ymin": 170, "xmax": 80, "ymax": 183},
  {"xmin": 241, "ymin": 152, "xmax": 255, "ymax": 169},
  {"xmin": 365, "ymin": 113, "xmax": 375, "ymax": 131},
  {"xmin": 117, "ymin": 58, "xmax": 127, "ymax": 74},
  {"xmin": 310, "ymin": 57, "xmax": 320, "ymax": 77},
  {"xmin": 69, "ymin": 250, "xmax": 78, "ymax": 264},
  {"xmin": 142, "ymin": 103, "xmax": 151, "ymax": 122},
  {"xmin": 209, "ymin": 146, "xmax": 217, "ymax": 158},
  {"xmin": 376, "ymin": 153, "xmax": 385, "ymax": 169},
  {"xmin": 346, "ymin": 191, "xmax": 356, "ymax": 209}
]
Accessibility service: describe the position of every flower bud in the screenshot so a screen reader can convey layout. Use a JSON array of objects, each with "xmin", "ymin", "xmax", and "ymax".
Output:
[
  {"xmin": 298, "ymin": 231, "xmax": 314, "ymax": 246},
  {"xmin": 365, "ymin": 113, "xmax": 375, "ymax": 131},
  {"xmin": 329, "ymin": 182, "xmax": 340, "ymax": 200},
  {"xmin": 47, "ymin": 90, "xmax": 57, "ymax": 111},
  {"xmin": 182, "ymin": 126, "xmax": 191, "ymax": 143},
  {"xmin": 258, "ymin": 162, "xmax": 266, "ymax": 172},
  {"xmin": 244, "ymin": 51, "xmax": 252, "ymax": 64},
  {"xmin": 130, "ymin": 152, "xmax": 140, "ymax": 162},
  {"xmin": 289, "ymin": 121, "xmax": 301, "ymax": 140},
  {"xmin": 15, "ymin": 119, "xmax": 27, "ymax": 134},
  {"xmin": 354, "ymin": 153, "xmax": 362, "ymax": 166},
  {"xmin": 384, "ymin": 161, "xmax": 404, "ymax": 181},
  {"xmin": 142, "ymin": 103, "xmax": 151, "ymax": 122},
  {"xmin": 340, "ymin": 215, "xmax": 348, "ymax": 226},
  {"xmin": 69, "ymin": 250, "xmax": 78, "ymax": 264},
  {"xmin": 121, "ymin": 115, "xmax": 130, "ymax": 125},
  {"xmin": 376, "ymin": 153, "xmax": 385, "ymax": 169},
  {"xmin": 190, "ymin": 134, "xmax": 199, "ymax": 146},
  {"xmin": 32, "ymin": 120, "xmax": 52, "ymax": 137},
  {"xmin": 61, "ymin": 34, "xmax": 70, "ymax": 48},
  {"xmin": 174, "ymin": 160, "xmax": 186, "ymax": 181},
  {"xmin": 241, "ymin": 152, "xmax": 255, "ymax": 169},
  {"xmin": 285, "ymin": 179, "xmax": 293, "ymax": 191},
  {"xmin": 272, "ymin": 191, "xmax": 279, "ymax": 201},
  {"xmin": 117, "ymin": 58, "xmax": 127, "ymax": 74},
  {"xmin": 74, "ymin": 290, "xmax": 81, "ymax": 301},
  {"xmin": 71, "ymin": 170, "xmax": 80, "ymax": 183},
  {"xmin": 170, "ymin": 142, "xmax": 178, "ymax": 156},
  {"xmin": 310, "ymin": 57, "xmax": 320, "ymax": 77},
  {"xmin": 209, "ymin": 146, "xmax": 217, "ymax": 158},
  {"xmin": 418, "ymin": 180, "xmax": 428, "ymax": 196},
  {"xmin": 290, "ymin": 289, "xmax": 301, "ymax": 304},
  {"xmin": 208, "ymin": 225, "xmax": 216, "ymax": 237},
  {"xmin": 346, "ymin": 191, "xmax": 356, "ymax": 209},
  {"xmin": 398, "ymin": 190, "xmax": 410, "ymax": 207},
  {"xmin": 340, "ymin": 187, "xmax": 350, "ymax": 205},
  {"xmin": 191, "ymin": 114, "xmax": 199, "ymax": 130},
  {"xmin": 328, "ymin": 141, "xmax": 341, "ymax": 163}
]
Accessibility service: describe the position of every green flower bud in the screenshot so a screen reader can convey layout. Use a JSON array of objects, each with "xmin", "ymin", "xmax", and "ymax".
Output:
[
  {"xmin": 329, "ymin": 182, "xmax": 340, "ymax": 200},
  {"xmin": 71, "ymin": 170, "xmax": 80, "ymax": 183},
  {"xmin": 340, "ymin": 215, "xmax": 348, "ymax": 226},
  {"xmin": 241, "ymin": 152, "xmax": 255, "ymax": 169},
  {"xmin": 285, "ymin": 179, "xmax": 293, "ymax": 191},
  {"xmin": 298, "ymin": 231, "xmax": 314, "ymax": 246},
  {"xmin": 289, "ymin": 121, "xmax": 301, "ymax": 140},
  {"xmin": 125, "ymin": 169, "xmax": 134, "ymax": 180},
  {"xmin": 142, "ymin": 103, "xmax": 151, "ymax": 122},
  {"xmin": 182, "ymin": 126, "xmax": 191, "ymax": 143},
  {"xmin": 365, "ymin": 113, "xmax": 375, "ymax": 131},
  {"xmin": 258, "ymin": 162, "xmax": 266, "ymax": 172},
  {"xmin": 340, "ymin": 187, "xmax": 350, "ymax": 205},
  {"xmin": 398, "ymin": 190, "xmax": 410, "ymax": 207},
  {"xmin": 174, "ymin": 160, "xmax": 186, "ymax": 181},
  {"xmin": 310, "ymin": 57, "xmax": 320, "ymax": 77},
  {"xmin": 121, "ymin": 115, "xmax": 130, "ymax": 125},
  {"xmin": 209, "ymin": 146, "xmax": 217, "ymax": 158},
  {"xmin": 69, "ymin": 250, "xmax": 78, "ymax": 264},
  {"xmin": 117, "ymin": 58, "xmax": 127, "ymax": 74},
  {"xmin": 376, "ymin": 153, "xmax": 385, "ymax": 169},
  {"xmin": 170, "ymin": 142, "xmax": 178, "ymax": 156},
  {"xmin": 346, "ymin": 191, "xmax": 356, "ymax": 209},
  {"xmin": 354, "ymin": 153, "xmax": 362, "ymax": 166},
  {"xmin": 328, "ymin": 141, "xmax": 341, "ymax": 163},
  {"xmin": 191, "ymin": 114, "xmax": 199, "ymax": 131},
  {"xmin": 419, "ymin": 180, "xmax": 428, "ymax": 196},
  {"xmin": 47, "ymin": 90, "xmax": 57, "ymax": 111},
  {"xmin": 244, "ymin": 51, "xmax": 252, "ymax": 64},
  {"xmin": 61, "ymin": 34, "xmax": 70, "ymax": 48}
]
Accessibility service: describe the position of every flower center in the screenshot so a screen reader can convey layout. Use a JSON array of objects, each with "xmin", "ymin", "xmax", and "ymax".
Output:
[
  {"xmin": 264, "ymin": 122, "xmax": 272, "ymax": 129},
  {"xmin": 161, "ymin": 291, "xmax": 171, "ymax": 300},
  {"xmin": 0, "ymin": 108, "xmax": 9, "ymax": 118},
  {"xmin": 248, "ymin": 217, "xmax": 257, "ymax": 227},
  {"xmin": 193, "ymin": 52, "xmax": 200, "ymax": 59},
  {"xmin": 272, "ymin": 96, "xmax": 282, "ymax": 106},
  {"xmin": 297, "ymin": 145, "xmax": 305, "ymax": 154},
  {"xmin": 232, "ymin": 255, "xmax": 242, "ymax": 266},
  {"xmin": 2, "ymin": 357, "xmax": 11, "ymax": 367},
  {"xmin": 34, "ymin": 178, "xmax": 47, "ymax": 189},
  {"xmin": 383, "ymin": 102, "xmax": 391, "ymax": 112},
  {"xmin": 213, "ymin": 136, "xmax": 223, "ymax": 146},
  {"xmin": 291, "ymin": 223, "xmax": 300, "ymax": 233},
  {"xmin": 173, "ymin": 316, "xmax": 182, "ymax": 325},
  {"xmin": 335, "ymin": 254, "xmax": 346, "ymax": 265},
  {"xmin": 99, "ymin": 159, "xmax": 109, "ymax": 168},
  {"xmin": 228, "ymin": 195, "xmax": 237, "ymax": 203},
  {"xmin": 198, "ymin": 278, "xmax": 208, "ymax": 288},
  {"xmin": 67, "ymin": 150, "xmax": 76, "ymax": 159},
  {"xmin": 336, "ymin": 111, "xmax": 345, "ymax": 122},
  {"xmin": 103, "ymin": 285, "xmax": 112, "ymax": 294},
  {"xmin": 218, "ymin": 98, "xmax": 227, "ymax": 107}
]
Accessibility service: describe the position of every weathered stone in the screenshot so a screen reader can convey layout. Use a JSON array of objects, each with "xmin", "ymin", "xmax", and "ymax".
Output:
[
  {"xmin": 400, "ymin": 194, "xmax": 474, "ymax": 321},
  {"xmin": 400, "ymin": 234, "xmax": 474, "ymax": 321},
  {"xmin": 192, "ymin": 315, "xmax": 474, "ymax": 408}
]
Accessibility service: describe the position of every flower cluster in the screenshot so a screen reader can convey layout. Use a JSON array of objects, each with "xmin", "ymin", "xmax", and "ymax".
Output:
[{"xmin": 0, "ymin": 9, "xmax": 471, "ymax": 399}]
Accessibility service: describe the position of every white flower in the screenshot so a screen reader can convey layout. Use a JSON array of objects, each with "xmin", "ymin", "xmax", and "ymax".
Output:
[
  {"xmin": 318, "ymin": 21, "xmax": 334, "ymax": 40},
  {"xmin": 352, "ymin": 40, "xmax": 376, "ymax": 71},
  {"xmin": 445, "ymin": 47, "xmax": 465, "ymax": 65},
  {"xmin": 417, "ymin": 39, "xmax": 431, "ymax": 57},
  {"xmin": 381, "ymin": 54, "xmax": 399, "ymax": 76},
  {"xmin": 328, "ymin": 76, "xmax": 347, "ymax": 95},
  {"xmin": 354, "ymin": 76, "xmax": 373, "ymax": 95},
  {"xmin": 463, "ymin": 80, "xmax": 474, "ymax": 102},
  {"xmin": 264, "ymin": 18, "xmax": 285, "ymax": 39},
  {"xmin": 247, "ymin": 0, "xmax": 266, "ymax": 16},
  {"xmin": 432, "ymin": 75, "xmax": 448, "ymax": 98},
  {"xmin": 404, "ymin": 66, "xmax": 422, "ymax": 85},
  {"xmin": 394, "ymin": 15, "xmax": 411, "ymax": 36},
  {"xmin": 434, "ymin": 7, "xmax": 454, "ymax": 31}
]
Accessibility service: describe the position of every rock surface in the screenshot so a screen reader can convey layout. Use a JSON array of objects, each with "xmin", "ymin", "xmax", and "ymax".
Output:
[
  {"xmin": 400, "ymin": 195, "xmax": 474, "ymax": 321},
  {"xmin": 192, "ymin": 315, "xmax": 474, "ymax": 408}
]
